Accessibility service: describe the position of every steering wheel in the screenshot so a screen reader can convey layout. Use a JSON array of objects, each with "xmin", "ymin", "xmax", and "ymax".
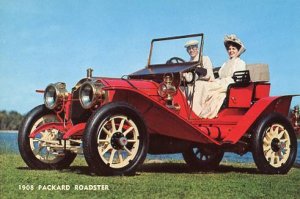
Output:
[{"xmin": 166, "ymin": 57, "xmax": 186, "ymax": 64}]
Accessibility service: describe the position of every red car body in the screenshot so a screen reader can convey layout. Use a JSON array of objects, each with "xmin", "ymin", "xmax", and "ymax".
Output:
[{"xmin": 19, "ymin": 33, "xmax": 298, "ymax": 175}]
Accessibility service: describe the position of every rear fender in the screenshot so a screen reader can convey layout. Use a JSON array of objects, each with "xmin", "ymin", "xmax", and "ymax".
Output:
[{"xmin": 223, "ymin": 95, "xmax": 297, "ymax": 144}]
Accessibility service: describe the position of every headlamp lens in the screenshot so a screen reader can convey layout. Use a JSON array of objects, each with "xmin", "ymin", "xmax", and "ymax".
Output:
[
  {"xmin": 81, "ymin": 84, "xmax": 94, "ymax": 108},
  {"xmin": 45, "ymin": 86, "xmax": 57, "ymax": 109}
]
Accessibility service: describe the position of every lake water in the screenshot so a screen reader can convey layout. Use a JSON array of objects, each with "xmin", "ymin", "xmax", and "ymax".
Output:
[{"xmin": 1, "ymin": 131, "xmax": 299, "ymax": 164}]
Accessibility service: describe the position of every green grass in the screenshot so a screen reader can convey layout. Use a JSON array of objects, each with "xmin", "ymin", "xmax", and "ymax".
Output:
[{"xmin": 1, "ymin": 154, "xmax": 300, "ymax": 199}]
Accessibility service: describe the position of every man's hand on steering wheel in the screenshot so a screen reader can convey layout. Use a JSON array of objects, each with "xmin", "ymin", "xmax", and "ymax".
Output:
[
  {"xmin": 182, "ymin": 67, "xmax": 208, "ymax": 84},
  {"xmin": 182, "ymin": 72, "xmax": 195, "ymax": 84}
]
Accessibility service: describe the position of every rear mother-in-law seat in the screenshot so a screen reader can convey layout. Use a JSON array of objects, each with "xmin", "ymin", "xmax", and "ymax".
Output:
[
  {"xmin": 213, "ymin": 63, "xmax": 270, "ymax": 82},
  {"xmin": 225, "ymin": 64, "xmax": 271, "ymax": 108}
]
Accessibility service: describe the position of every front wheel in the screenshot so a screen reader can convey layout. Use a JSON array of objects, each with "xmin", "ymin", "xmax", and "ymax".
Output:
[
  {"xmin": 183, "ymin": 146, "xmax": 224, "ymax": 170},
  {"xmin": 252, "ymin": 113, "xmax": 297, "ymax": 174},
  {"xmin": 83, "ymin": 102, "xmax": 149, "ymax": 176},
  {"xmin": 18, "ymin": 105, "xmax": 76, "ymax": 169}
]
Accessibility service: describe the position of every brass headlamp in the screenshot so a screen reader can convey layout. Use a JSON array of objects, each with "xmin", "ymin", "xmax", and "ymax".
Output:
[
  {"xmin": 79, "ymin": 81, "xmax": 106, "ymax": 109},
  {"xmin": 44, "ymin": 82, "xmax": 68, "ymax": 110}
]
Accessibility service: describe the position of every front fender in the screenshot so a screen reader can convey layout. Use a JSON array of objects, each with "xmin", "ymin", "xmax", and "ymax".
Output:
[
  {"xmin": 105, "ymin": 86, "xmax": 220, "ymax": 144},
  {"xmin": 223, "ymin": 95, "xmax": 299, "ymax": 144}
]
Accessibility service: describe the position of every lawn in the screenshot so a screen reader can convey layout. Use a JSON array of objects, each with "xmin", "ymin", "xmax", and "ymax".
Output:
[{"xmin": 1, "ymin": 154, "xmax": 299, "ymax": 199}]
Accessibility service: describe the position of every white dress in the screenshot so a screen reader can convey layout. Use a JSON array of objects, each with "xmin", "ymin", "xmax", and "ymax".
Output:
[{"xmin": 192, "ymin": 57, "xmax": 246, "ymax": 118}]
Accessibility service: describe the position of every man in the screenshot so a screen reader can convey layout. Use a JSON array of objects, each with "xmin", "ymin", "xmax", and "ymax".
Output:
[
  {"xmin": 182, "ymin": 40, "xmax": 215, "ymax": 109},
  {"xmin": 184, "ymin": 40, "xmax": 215, "ymax": 81}
]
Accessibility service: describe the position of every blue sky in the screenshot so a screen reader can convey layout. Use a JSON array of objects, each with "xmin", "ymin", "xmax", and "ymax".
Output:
[{"xmin": 0, "ymin": 0, "xmax": 299, "ymax": 114}]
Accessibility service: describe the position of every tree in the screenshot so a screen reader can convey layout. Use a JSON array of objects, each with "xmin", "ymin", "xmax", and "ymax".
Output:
[{"xmin": 0, "ymin": 110, "xmax": 24, "ymax": 130}]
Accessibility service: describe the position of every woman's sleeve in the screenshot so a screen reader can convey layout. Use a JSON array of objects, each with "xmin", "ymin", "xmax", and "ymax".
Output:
[
  {"xmin": 202, "ymin": 56, "xmax": 215, "ymax": 80},
  {"xmin": 218, "ymin": 62, "xmax": 225, "ymax": 78},
  {"xmin": 217, "ymin": 59, "xmax": 245, "ymax": 91},
  {"xmin": 217, "ymin": 77, "xmax": 234, "ymax": 91},
  {"xmin": 235, "ymin": 59, "xmax": 246, "ymax": 72}
]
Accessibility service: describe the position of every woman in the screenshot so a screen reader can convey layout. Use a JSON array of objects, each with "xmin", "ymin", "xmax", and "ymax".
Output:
[{"xmin": 193, "ymin": 34, "xmax": 246, "ymax": 118}]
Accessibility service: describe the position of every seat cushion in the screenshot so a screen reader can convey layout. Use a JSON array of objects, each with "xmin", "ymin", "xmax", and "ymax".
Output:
[{"xmin": 246, "ymin": 64, "xmax": 270, "ymax": 82}]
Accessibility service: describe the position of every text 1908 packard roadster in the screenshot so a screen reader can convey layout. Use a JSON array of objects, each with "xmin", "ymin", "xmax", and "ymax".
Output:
[{"xmin": 18, "ymin": 33, "xmax": 298, "ymax": 175}]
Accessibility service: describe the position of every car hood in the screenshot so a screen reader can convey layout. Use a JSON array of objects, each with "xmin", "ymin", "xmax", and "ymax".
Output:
[{"xmin": 97, "ymin": 77, "xmax": 160, "ymax": 95}]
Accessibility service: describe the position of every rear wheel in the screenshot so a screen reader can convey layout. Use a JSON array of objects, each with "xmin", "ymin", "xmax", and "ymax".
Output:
[
  {"xmin": 252, "ymin": 113, "xmax": 297, "ymax": 174},
  {"xmin": 183, "ymin": 146, "xmax": 224, "ymax": 170},
  {"xmin": 18, "ymin": 105, "xmax": 76, "ymax": 169},
  {"xmin": 83, "ymin": 102, "xmax": 148, "ymax": 176}
]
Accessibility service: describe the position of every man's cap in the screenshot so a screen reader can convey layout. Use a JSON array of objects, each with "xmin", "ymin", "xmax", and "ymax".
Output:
[{"xmin": 184, "ymin": 40, "xmax": 199, "ymax": 48}]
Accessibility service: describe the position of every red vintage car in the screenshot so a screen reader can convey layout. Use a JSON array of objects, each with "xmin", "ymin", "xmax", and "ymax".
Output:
[{"xmin": 18, "ymin": 33, "xmax": 298, "ymax": 175}]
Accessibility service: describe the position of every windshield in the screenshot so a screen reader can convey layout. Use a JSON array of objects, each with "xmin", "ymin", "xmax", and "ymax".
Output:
[{"xmin": 148, "ymin": 34, "xmax": 203, "ymax": 66}]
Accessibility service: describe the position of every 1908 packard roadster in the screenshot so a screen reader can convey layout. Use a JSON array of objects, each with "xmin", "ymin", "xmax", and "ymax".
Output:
[{"xmin": 18, "ymin": 33, "xmax": 298, "ymax": 175}]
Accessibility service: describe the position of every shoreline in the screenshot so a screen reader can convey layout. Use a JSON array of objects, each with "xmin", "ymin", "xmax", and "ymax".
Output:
[
  {"xmin": 0, "ymin": 130, "xmax": 299, "ymax": 139},
  {"xmin": 0, "ymin": 130, "xmax": 18, "ymax": 133}
]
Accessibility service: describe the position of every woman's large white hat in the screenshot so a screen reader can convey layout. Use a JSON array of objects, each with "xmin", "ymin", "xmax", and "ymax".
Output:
[{"xmin": 224, "ymin": 34, "xmax": 246, "ymax": 56}]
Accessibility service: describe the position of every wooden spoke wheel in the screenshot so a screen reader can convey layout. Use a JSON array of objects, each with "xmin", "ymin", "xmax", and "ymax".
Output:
[
  {"xmin": 83, "ymin": 102, "xmax": 148, "ymax": 176},
  {"xmin": 252, "ymin": 113, "xmax": 297, "ymax": 174},
  {"xmin": 18, "ymin": 105, "xmax": 76, "ymax": 169}
]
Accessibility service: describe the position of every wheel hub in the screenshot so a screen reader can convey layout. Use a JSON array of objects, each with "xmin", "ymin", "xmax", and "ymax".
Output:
[
  {"xmin": 29, "ymin": 114, "xmax": 65, "ymax": 164},
  {"xmin": 271, "ymin": 138, "xmax": 280, "ymax": 152},
  {"xmin": 111, "ymin": 132, "xmax": 127, "ymax": 149}
]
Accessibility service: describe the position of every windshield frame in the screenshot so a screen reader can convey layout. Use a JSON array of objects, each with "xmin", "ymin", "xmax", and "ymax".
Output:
[{"xmin": 147, "ymin": 33, "xmax": 204, "ymax": 68}]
